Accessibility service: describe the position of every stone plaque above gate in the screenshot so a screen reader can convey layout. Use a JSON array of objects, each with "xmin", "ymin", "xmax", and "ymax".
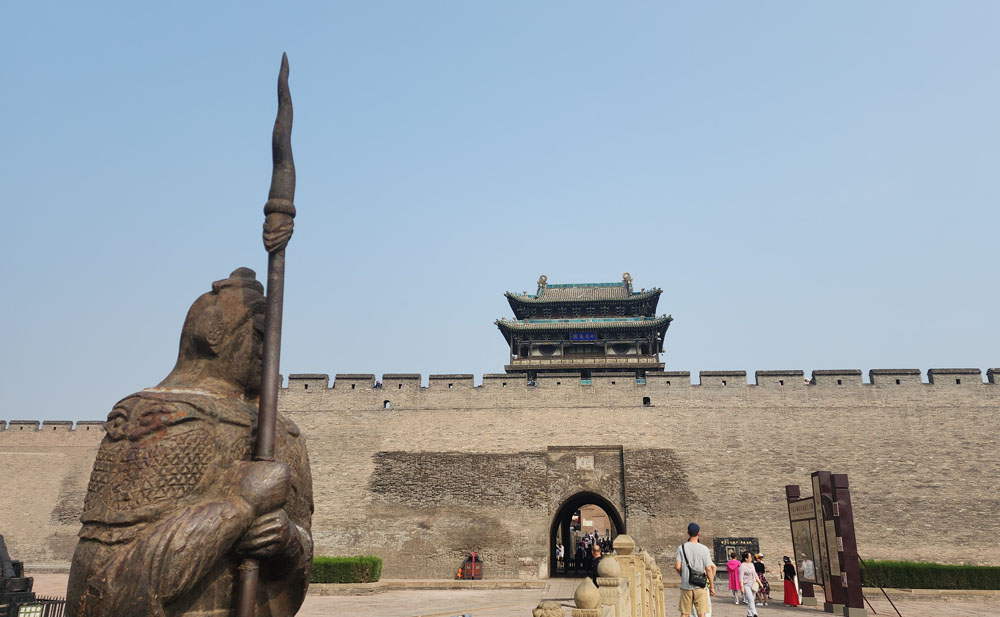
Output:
[{"xmin": 546, "ymin": 446, "xmax": 625, "ymax": 514}]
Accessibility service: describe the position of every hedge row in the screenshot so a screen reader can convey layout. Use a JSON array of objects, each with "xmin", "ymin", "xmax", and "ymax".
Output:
[
  {"xmin": 311, "ymin": 556, "xmax": 383, "ymax": 584},
  {"xmin": 860, "ymin": 560, "xmax": 1000, "ymax": 590}
]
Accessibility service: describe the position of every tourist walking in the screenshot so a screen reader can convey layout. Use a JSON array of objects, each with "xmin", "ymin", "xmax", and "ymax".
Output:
[
  {"xmin": 673, "ymin": 522, "xmax": 716, "ymax": 617},
  {"xmin": 739, "ymin": 551, "xmax": 763, "ymax": 617},
  {"xmin": 726, "ymin": 550, "xmax": 742, "ymax": 604},
  {"xmin": 589, "ymin": 543, "xmax": 604, "ymax": 585},
  {"xmin": 753, "ymin": 553, "xmax": 770, "ymax": 606},
  {"xmin": 782, "ymin": 556, "xmax": 800, "ymax": 606}
]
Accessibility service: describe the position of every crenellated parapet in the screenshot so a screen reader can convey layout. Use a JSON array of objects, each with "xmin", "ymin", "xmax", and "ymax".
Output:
[
  {"xmin": 283, "ymin": 367, "xmax": 1000, "ymax": 393},
  {"xmin": 279, "ymin": 367, "xmax": 999, "ymax": 414},
  {"xmin": 13, "ymin": 366, "xmax": 993, "ymax": 429},
  {"xmin": 0, "ymin": 420, "xmax": 106, "ymax": 432}
]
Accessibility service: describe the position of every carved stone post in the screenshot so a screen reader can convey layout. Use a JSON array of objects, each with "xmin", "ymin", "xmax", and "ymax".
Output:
[
  {"xmin": 612, "ymin": 534, "xmax": 643, "ymax": 617},
  {"xmin": 635, "ymin": 553, "xmax": 663, "ymax": 617},
  {"xmin": 652, "ymin": 560, "xmax": 665, "ymax": 617},
  {"xmin": 573, "ymin": 577, "xmax": 604, "ymax": 617},
  {"xmin": 596, "ymin": 554, "xmax": 630, "ymax": 617}
]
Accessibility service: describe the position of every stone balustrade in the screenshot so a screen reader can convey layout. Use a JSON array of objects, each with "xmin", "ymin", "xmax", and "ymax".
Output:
[{"xmin": 534, "ymin": 534, "xmax": 665, "ymax": 617}]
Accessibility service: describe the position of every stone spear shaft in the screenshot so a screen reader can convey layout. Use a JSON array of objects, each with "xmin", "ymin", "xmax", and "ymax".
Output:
[{"xmin": 236, "ymin": 52, "xmax": 296, "ymax": 617}]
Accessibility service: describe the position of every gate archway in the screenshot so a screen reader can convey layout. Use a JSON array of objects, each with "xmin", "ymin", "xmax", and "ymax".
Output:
[{"xmin": 550, "ymin": 491, "xmax": 625, "ymax": 577}]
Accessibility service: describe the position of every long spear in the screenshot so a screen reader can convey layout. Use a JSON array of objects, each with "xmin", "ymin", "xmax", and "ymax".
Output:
[{"xmin": 236, "ymin": 51, "xmax": 296, "ymax": 617}]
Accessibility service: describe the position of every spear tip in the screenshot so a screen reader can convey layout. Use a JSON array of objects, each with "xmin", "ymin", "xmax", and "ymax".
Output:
[{"xmin": 266, "ymin": 52, "xmax": 295, "ymax": 207}]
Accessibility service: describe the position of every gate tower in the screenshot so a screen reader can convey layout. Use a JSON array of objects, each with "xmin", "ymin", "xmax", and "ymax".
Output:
[{"xmin": 496, "ymin": 273, "xmax": 672, "ymax": 378}]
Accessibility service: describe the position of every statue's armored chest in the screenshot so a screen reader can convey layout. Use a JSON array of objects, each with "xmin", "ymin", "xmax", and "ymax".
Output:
[{"xmin": 82, "ymin": 392, "xmax": 252, "ymax": 524}]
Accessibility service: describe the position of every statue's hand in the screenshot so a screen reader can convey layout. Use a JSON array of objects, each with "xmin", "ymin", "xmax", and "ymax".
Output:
[
  {"xmin": 237, "ymin": 509, "xmax": 296, "ymax": 559},
  {"xmin": 263, "ymin": 212, "xmax": 294, "ymax": 253},
  {"xmin": 237, "ymin": 461, "xmax": 291, "ymax": 516}
]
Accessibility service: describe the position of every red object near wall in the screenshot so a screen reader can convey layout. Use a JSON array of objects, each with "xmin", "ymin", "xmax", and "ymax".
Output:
[{"xmin": 462, "ymin": 553, "xmax": 483, "ymax": 580}]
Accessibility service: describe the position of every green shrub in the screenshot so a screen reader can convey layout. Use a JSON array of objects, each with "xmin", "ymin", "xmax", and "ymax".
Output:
[
  {"xmin": 311, "ymin": 556, "xmax": 383, "ymax": 583},
  {"xmin": 860, "ymin": 560, "xmax": 1000, "ymax": 590}
]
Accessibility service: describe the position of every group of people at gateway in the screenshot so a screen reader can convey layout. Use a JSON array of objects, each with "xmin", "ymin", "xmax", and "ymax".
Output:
[
  {"xmin": 675, "ymin": 522, "xmax": 802, "ymax": 617},
  {"xmin": 554, "ymin": 530, "xmax": 614, "ymax": 573}
]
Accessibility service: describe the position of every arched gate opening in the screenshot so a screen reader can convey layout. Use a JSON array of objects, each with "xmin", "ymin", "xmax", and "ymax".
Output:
[{"xmin": 549, "ymin": 491, "xmax": 625, "ymax": 577}]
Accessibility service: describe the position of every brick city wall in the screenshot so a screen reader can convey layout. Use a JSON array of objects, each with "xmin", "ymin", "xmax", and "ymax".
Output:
[{"xmin": 1, "ymin": 367, "xmax": 997, "ymax": 578}]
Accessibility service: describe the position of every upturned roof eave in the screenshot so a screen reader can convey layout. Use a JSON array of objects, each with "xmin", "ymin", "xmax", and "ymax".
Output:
[
  {"xmin": 504, "ymin": 289, "xmax": 663, "ymax": 320},
  {"xmin": 504, "ymin": 288, "xmax": 662, "ymax": 304},
  {"xmin": 495, "ymin": 315, "xmax": 673, "ymax": 334},
  {"xmin": 495, "ymin": 317, "xmax": 672, "ymax": 349}
]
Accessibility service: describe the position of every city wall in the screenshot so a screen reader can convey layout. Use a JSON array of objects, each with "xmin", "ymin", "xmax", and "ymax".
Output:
[{"xmin": 1, "ymin": 367, "xmax": 997, "ymax": 579}]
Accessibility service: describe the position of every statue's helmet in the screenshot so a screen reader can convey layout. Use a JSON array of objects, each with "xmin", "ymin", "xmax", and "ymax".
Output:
[{"xmin": 174, "ymin": 267, "xmax": 266, "ymax": 395}]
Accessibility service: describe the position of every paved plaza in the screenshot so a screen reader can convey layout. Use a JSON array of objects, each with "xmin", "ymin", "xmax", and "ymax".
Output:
[{"xmin": 29, "ymin": 574, "xmax": 1000, "ymax": 617}]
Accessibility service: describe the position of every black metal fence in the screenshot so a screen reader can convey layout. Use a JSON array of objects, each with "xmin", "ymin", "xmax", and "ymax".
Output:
[{"xmin": 10, "ymin": 596, "xmax": 66, "ymax": 617}]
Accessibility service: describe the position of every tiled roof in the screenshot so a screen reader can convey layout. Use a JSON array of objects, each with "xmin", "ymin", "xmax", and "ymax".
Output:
[
  {"xmin": 505, "ymin": 287, "xmax": 661, "ymax": 304},
  {"xmin": 541, "ymin": 283, "xmax": 629, "ymax": 301},
  {"xmin": 495, "ymin": 315, "xmax": 673, "ymax": 332}
]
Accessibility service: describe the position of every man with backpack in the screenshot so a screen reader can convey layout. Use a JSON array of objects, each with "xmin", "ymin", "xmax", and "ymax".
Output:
[{"xmin": 674, "ymin": 522, "xmax": 716, "ymax": 617}]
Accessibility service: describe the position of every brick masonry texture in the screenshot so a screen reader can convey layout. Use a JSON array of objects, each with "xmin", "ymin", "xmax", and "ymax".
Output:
[{"xmin": 1, "ymin": 368, "xmax": 998, "ymax": 578}]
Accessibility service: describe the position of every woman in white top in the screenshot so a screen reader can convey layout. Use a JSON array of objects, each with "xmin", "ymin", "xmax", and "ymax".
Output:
[{"xmin": 739, "ymin": 551, "xmax": 763, "ymax": 617}]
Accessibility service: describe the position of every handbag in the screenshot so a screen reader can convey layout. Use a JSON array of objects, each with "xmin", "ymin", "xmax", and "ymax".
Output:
[
  {"xmin": 681, "ymin": 545, "xmax": 708, "ymax": 588},
  {"xmin": 752, "ymin": 581, "xmax": 760, "ymax": 593}
]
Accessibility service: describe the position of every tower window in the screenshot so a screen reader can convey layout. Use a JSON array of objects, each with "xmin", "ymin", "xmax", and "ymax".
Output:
[
  {"xmin": 896, "ymin": 379, "xmax": 900, "ymax": 385},
  {"xmin": 837, "ymin": 380, "xmax": 842, "ymax": 385},
  {"xmin": 956, "ymin": 378, "xmax": 961, "ymax": 384},
  {"xmin": 398, "ymin": 384, "xmax": 403, "ymax": 389},
  {"xmin": 779, "ymin": 380, "xmax": 784, "ymax": 386},
  {"xmin": 383, "ymin": 400, "xmax": 391, "ymax": 409},
  {"xmin": 722, "ymin": 380, "xmax": 727, "ymax": 386},
  {"xmin": 642, "ymin": 396, "xmax": 651, "ymax": 406},
  {"xmin": 351, "ymin": 384, "xmax": 355, "ymax": 390},
  {"xmin": 448, "ymin": 383, "xmax": 453, "ymax": 389},
  {"xmin": 304, "ymin": 383, "xmax": 308, "ymax": 390}
]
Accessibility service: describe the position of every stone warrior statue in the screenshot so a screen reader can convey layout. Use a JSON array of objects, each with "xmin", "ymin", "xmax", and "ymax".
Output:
[{"xmin": 67, "ymin": 57, "xmax": 312, "ymax": 617}]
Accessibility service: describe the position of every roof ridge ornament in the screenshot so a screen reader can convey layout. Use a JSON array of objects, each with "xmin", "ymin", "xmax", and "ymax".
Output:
[
  {"xmin": 623, "ymin": 272, "xmax": 632, "ymax": 293},
  {"xmin": 537, "ymin": 274, "xmax": 548, "ymax": 295}
]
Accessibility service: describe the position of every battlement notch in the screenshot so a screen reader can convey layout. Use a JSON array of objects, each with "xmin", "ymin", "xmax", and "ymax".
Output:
[
  {"xmin": 382, "ymin": 374, "xmax": 421, "ymax": 391},
  {"xmin": 755, "ymin": 370, "xmax": 805, "ymax": 388},
  {"xmin": 869, "ymin": 368, "xmax": 921, "ymax": 386},
  {"xmin": 288, "ymin": 373, "xmax": 330, "ymax": 391},
  {"xmin": 927, "ymin": 368, "xmax": 982, "ymax": 385},
  {"xmin": 699, "ymin": 370, "xmax": 747, "ymax": 388},
  {"xmin": 810, "ymin": 369, "xmax": 862, "ymax": 386},
  {"xmin": 429, "ymin": 374, "xmax": 474, "ymax": 389},
  {"xmin": 481, "ymin": 373, "xmax": 513, "ymax": 390},
  {"xmin": 333, "ymin": 374, "xmax": 376, "ymax": 390}
]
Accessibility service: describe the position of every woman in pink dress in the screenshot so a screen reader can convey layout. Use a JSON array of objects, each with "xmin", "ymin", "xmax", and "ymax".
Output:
[{"xmin": 726, "ymin": 550, "xmax": 742, "ymax": 604}]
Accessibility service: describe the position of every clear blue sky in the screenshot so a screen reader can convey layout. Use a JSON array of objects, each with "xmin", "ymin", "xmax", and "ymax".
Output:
[{"xmin": 3, "ymin": 2, "xmax": 998, "ymax": 422}]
